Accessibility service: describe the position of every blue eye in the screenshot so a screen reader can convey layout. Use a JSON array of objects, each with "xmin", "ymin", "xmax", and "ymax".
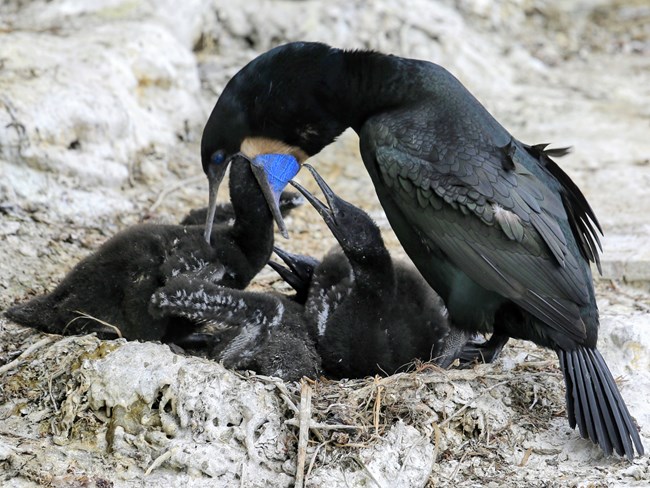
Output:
[{"xmin": 211, "ymin": 151, "xmax": 226, "ymax": 165}]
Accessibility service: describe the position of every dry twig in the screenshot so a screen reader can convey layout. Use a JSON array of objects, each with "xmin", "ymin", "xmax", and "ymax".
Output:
[
  {"xmin": 64, "ymin": 311, "xmax": 123, "ymax": 338},
  {"xmin": 295, "ymin": 381, "xmax": 312, "ymax": 488},
  {"xmin": 149, "ymin": 175, "xmax": 204, "ymax": 212},
  {"xmin": 519, "ymin": 447, "xmax": 533, "ymax": 467},
  {"xmin": 145, "ymin": 448, "xmax": 175, "ymax": 475},
  {"xmin": 0, "ymin": 336, "xmax": 56, "ymax": 375},
  {"xmin": 305, "ymin": 440, "xmax": 330, "ymax": 481},
  {"xmin": 373, "ymin": 376, "xmax": 383, "ymax": 436}
]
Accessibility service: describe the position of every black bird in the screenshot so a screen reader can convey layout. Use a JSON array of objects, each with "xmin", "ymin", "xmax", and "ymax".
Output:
[
  {"xmin": 180, "ymin": 190, "xmax": 304, "ymax": 226},
  {"xmin": 267, "ymin": 246, "xmax": 319, "ymax": 305},
  {"xmin": 198, "ymin": 42, "xmax": 643, "ymax": 458},
  {"xmin": 150, "ymin": 165, "xmax": 465, "ymax": 380},
  {"xmin": 150, "ymin": 275, "xmax": 321, "ymax": 381},
  {"xmin": 286, "ymin": 164, "xmax": 467, "ymax": 378},
  {"xmin": 6, "ymin": 155, "xmax": 299, "ymax": 343}
]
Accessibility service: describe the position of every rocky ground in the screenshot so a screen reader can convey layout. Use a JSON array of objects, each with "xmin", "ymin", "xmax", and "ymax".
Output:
[{"xmin": 1, "ymin": 0, "xmax": 649, "ymax": 486}]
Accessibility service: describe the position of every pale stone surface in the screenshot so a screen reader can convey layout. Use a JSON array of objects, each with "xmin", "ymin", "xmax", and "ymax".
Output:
[
  {"xmin": 1, "ymin": 1, "xmax": 204, "ymax": 224},
  {"xmin": 1, "ymin": 0, "xmax": 649, "ymax": 487},
  {"xmin": 307, "ymin": 421, "xmax": 435, "ymax": 487}
]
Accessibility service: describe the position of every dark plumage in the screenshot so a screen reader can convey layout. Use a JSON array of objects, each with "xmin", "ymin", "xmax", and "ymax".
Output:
[
  {"xmin": 6, "ymin": 223, "xmax": 217, "ymax": 341},
  {"xmin": 288, "ymin": 164, "xmax": 467, "ymax": 378},
  {"xmin": 267, "ymin": 246, "xmax": 319, "ymax": 304},
  {"xmin": 5, "ymin": 157, "xmax": 298, "ymax": 343},
  {"xmin": 180, "ymin": 190, "xmax": 304, "ymax": 226},
  {"xmin": 199, "ymin": 42, "xmax": 643, "ymax": 458},
  {"xmin": 150, "ymin": 275, "xmax": 321, "ymax": 381},
  {"xmin": 150, "ymin": 165, "xmax": 466, "ymax": 380}
]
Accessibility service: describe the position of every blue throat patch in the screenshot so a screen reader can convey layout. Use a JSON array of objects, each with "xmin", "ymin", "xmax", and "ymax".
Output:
[{"xmin": 253, "ymin": 153, "xmax": 300, "ymax": 193}]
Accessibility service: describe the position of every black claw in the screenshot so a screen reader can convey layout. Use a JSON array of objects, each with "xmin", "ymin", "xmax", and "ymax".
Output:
[{"xmin": 458, "ymin": 333, "xmax": 509, "ymax": 365}]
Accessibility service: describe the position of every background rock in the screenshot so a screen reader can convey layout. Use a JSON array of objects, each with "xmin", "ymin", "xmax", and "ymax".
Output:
[{"xmin": 1, "ymin": 0, "xmax": 648, "ymax": 486}]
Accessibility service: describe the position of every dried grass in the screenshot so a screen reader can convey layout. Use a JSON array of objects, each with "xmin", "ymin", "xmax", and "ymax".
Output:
[{"xmin": 252, "ymin": 344, "xmax": 569, "ymax": 486}]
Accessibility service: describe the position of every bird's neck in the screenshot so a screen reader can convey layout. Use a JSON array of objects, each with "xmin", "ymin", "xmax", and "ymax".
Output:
[
  {"xmin": 348, "ymin": 247, "xmax": 395, "ymax": 295},
  {"xmin": 229, "ymin": 162, "xmax": 274, "ymax": 262},
  {"xmin": 328, "ymin": 50, "xmax": 416, "ymax": 132}
]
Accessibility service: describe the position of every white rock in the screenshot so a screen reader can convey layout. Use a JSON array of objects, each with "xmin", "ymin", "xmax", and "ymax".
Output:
[
  {"xmin": 3, "ymin": 0, "xmax": 213, "ymax": 49},
  {"xmin": 307, "ymin": 421, "xmax": 434, "ymax": 488},
  {"xmin": 0, "ymin": 21, "xmax": 203, "ymax": 190},
  {"xmin": 82, "ymin": 342, "xmax": 294, "ymax": 486}
]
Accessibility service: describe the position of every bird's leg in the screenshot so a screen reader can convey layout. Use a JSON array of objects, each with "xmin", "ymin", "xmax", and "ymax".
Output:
[
  {"xmin": 435, "ymin": 327, "xmax": 472, "ymax": 368},
  {"xmin": 458, "ymin": 333, "xmax": 510, "ymax": 365}
]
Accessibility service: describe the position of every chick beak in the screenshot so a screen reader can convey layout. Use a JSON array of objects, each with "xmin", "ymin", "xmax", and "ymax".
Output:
[
  {"xmin": 249, "ymin": 159, "xmax": 289, "ymax": 239},
  {"xmin": 290, "ymin": 170, "xmax": 336, "ymax": 227},
  {"xmin": 302, "ymin": 164, "xmax": 340, "ymax": 219},
  {"xmin": 204, "ymin": 160, "xmax": 230, "ymax": 244}
]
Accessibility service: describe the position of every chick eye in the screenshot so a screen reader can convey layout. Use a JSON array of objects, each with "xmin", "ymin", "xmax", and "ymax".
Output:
[{"xmin": 211, "ymin": 151, "xmax": 226, "ymax": 165}]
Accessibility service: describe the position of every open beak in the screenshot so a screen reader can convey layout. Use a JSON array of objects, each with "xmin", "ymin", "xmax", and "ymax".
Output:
[
  {"xmin": 268, "ymin": 246, "xmax": 319, "ymax": 302},
  {"xmin": 271, "ymin": 246, "xmax": 319, "ymax": 284},
  {"xmin": 203, "ymin": 158, "xmax": 231, "ymax": 244},
  {"xmin": 289, "ymin": 164, "xmax": 339, "ymax": 227},
  {"xmin": 250, "ymin": 154, "xmax": 300, "ymax": 239}
]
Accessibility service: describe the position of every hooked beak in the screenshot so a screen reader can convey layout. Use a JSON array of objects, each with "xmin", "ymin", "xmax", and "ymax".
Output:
[
  {"xmin": 203, "ymin": 158, "xmax": 231, "ymax": 244},
  {"xmin": 250, "ymin": 154, "xmax": 300, "ymax": 239},
  {"xmin": 289, "ymin": 164, "xmax": 339, "ymax": 227},
  {"xmin": 268, "ymin": 246, "xmax": 319, "ymax": 302},
  {"xmin": 270, "ymin": 246, "xmax": 319, "ymax": 285}
]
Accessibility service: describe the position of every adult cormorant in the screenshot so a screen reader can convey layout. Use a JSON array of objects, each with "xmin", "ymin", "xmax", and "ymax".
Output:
[{"xmin": 199, "ymin": 42, "xmax": 643, "ymax": 458}]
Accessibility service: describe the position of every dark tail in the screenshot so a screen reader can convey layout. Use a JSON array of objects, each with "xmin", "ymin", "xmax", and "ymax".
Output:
[
  {"xmin": 557, "ymin": 346, "xmax": 644, "ymax": 459},
  {"xmin": 5, "ymin": 296, "xmax": 59, "ymax": 332}
]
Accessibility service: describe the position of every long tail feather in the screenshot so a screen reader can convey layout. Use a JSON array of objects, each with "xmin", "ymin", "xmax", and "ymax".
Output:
[
  {"xmin": 573, "ymin": 351, "xmax": 597, "ymax": 442},
  {"xmin": 557, "ymin": 347, "xmax": 644, "ymax": 459}
]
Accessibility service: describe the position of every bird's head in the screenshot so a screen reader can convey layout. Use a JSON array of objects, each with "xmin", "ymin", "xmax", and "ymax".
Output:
[
  {"xmin": 291, "ymin": 165, "xmax": 386, "ymax": 261},
  {"xmin": 201, "ymin": 42, "xmax": 349, "ymax": 243}
]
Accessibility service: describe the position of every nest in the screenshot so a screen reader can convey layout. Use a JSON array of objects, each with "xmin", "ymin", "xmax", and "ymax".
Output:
[
  {"xmin": 249, "ymin": 340, "xmax": 568, "ymax": 487},
  {"xmin": 0, "ymin": 322, "xmax": 629, "ymax": 488}
]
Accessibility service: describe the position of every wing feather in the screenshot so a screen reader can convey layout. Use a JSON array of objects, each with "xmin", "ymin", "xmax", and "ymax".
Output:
[{"xmin": 361, "ymin": 113, "xmax": 598, "ymax": 341}]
